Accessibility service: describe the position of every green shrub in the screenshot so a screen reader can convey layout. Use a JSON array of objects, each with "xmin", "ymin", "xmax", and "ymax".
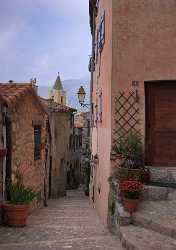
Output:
[
  {"xmin": 108, "ymin": 190, "xmax": 116, "ymax": 216},
  {"xmin": 113, "ymin": 132, "xmax": 144, "ymax": 169},
  {"xmin": 7, "ymin": 171, "xmax": 37, "ymax": 204}
]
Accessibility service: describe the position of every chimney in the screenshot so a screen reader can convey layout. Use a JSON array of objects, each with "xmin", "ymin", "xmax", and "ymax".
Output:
[{"xmin": 31, "ymin": 78, "xmax": 38, "ymax": 94}]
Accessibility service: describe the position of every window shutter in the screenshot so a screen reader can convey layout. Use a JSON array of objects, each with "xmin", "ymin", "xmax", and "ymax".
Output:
[
  {"xmin": 34, "ymin": 125, "xmax": 41, "ymax": 160},
  {"xmin": 99, "ymin": 92, "xmax": 103, "ymax": 122},
  {"xmin": 99, "ymin": 12, "xmax": 105, "ymax": 53}
]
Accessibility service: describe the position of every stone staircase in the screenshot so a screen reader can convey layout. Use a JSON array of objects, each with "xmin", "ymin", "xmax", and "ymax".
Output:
[{"xmin": 118, "ymin": 184, "xmax": 176, "ymax": 249}]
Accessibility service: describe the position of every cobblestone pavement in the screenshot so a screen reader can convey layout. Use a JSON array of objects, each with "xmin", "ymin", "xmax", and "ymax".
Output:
[{"xmin": 0, "ymin": 190, "xmax": 123, "ymax": 250}]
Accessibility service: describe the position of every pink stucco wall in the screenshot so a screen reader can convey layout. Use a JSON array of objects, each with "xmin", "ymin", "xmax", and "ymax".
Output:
[
  {"xmin": 111, "ymin": 0, "xmax": 176, "ymax": 141},
  {"xmin": 91, "ymin": 0, "xmax": 176, "ymax": 225},
  {"xmin": 91, "ymin": 0, "xmax": 112, "ymax": 225}
]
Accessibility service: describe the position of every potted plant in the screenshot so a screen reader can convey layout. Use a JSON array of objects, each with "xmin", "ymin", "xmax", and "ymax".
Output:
[
  {"xmin": 113, "ymin": 132, "xmax": 145, "ymax": 181},
  {"xmin": 2, "ymin": 170, "xmax": 37, "ymax": 227},
  {"xmin": 120, "ymin": 180, "xmax": 144, "ymax": 213}
]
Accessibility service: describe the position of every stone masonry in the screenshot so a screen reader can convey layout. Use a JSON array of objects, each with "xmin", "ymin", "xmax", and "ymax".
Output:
[
  {"xmin": 0, "ymin": 83, "xmax": 47, "ymax": 209},
  {"xmin": 11, "ymin": 94, "xmax": 46, "ymax": 201}
]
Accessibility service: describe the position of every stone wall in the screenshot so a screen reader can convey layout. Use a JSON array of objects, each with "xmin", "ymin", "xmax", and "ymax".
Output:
[
  {"xmin": 0, "ymin": 103, "xmax": 3, "ymax": 200},
  {"xmin": 0, "ymin": 102, "xmax": 4, "ymax": 224},
  {"xmin": 10, "ymin": 93, "xmax": 46, "ymax": 207},
  {"xmin": 49, "ymin": 112, "xmax": 71, "ymax": 198}
]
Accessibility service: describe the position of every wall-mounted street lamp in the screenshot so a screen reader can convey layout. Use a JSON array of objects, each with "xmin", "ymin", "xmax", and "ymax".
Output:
[{"xmin": 77, "ymin": 86, "xmax": 91, "ymax": 108}]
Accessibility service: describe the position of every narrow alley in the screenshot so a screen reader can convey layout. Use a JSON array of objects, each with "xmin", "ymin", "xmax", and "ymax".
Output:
[{"xmin": 0, "ymin": 190, "xmax": 123, "ymax": 250}]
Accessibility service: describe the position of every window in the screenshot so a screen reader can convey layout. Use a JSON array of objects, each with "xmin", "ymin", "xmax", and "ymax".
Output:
[
  {"xmin": 96, "ymin": 0, "xmax": 100, "ymax": 8},
  {"xmin": 99, "ymin": 12, "xmax": 105, "ymax": 52},
  {"xmin": 95, "ymin": 103, "xmax": 98, "ymax": 123},
  {"xmin": 34, "ymin": 125, "xmax": 41, "ymax": 160},
  {"xmin": 70, "ymin": 114, "xmax": 74, "ymax": 129},
  {"xmin": 61, "ymin": 96, "xmax": 64, "ymax": 104},
  {"xmin": 69, "ymin": 135, "xmax": 73, "ymax": 150},
  {"xmin": 87, "ymin": 120, "xmax": 90, "ymax": 137},
  {"xmin": 99, "ymin": 91, "xmax": 103, "ymax": 122},
  {"xmin": 79, "ymin": 135, "xmax": 82, "ymax": 148},
  {"xmin": 96, "ymin": 30, "xmax": 99, "ymax": 61},
  {"xmin": 76, "ymin": 135, "xmax": 79, "ymax": 149},
  {"xmin": 73, "ymin": 135, "xmax": 75, "ymax": 151}
]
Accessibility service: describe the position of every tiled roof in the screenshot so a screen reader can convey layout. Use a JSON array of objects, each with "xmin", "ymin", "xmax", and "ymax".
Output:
[
  {"xmin": 40, "ymin": 97, "xmax": 77, "ymax": 113},
  {"xmin": 0, "ymin": 83, "xmax": 46, "ymax": 113}
]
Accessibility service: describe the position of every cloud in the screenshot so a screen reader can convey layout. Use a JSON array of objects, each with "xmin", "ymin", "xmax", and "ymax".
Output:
[{"xmin": 0, "ymin": 0, "xmax": 91, "ymax": 85}]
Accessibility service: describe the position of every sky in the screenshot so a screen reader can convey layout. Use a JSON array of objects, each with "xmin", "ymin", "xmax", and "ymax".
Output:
[{"xmin": 0, "ymin": 0, "xmax": 91, "ymax": 86}]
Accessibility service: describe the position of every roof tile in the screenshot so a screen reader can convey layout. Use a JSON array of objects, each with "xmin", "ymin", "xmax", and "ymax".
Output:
[{"xmin": 0, "ymin": 83, "xmax": 46, "ymax": 113}]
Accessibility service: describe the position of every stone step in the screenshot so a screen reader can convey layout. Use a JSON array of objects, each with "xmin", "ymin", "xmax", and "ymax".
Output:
[
  {"xmin": 141, "ymin": 185, "xmax": 175, "ymax": 201},
  {"xmin": 132, "ymin": 200, "xmax": 176, "ymax": 240},
  {"xmin": 148, "ymin": 166, "xmax": 176, "ymax": 183},
  {"xmin": 120, "ymin": 225, "xmax": 176, "ymax": 250}
]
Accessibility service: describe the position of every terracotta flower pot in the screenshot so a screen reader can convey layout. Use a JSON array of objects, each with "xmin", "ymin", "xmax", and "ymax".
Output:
[
  {"xmin": 2, "ymin": 203, "xmax": 29, "ymax": 227},
  {"xmin": 0, "ymin": 148, "xmax": 7, "ymax": 158},
  {"xmin": 123, "ymin": 198, "xmax": 139, "ymax": 213}
]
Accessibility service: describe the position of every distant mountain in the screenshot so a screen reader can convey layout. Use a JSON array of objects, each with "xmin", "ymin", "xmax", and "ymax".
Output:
[{"xmin": 38, "ymin": 77, "xmax": 90, "ymax": 112}]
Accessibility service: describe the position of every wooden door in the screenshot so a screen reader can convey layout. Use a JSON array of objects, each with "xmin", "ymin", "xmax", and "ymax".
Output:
[{"xmin": 146, "ymin": 82, "xmax": 176, "ymax": 167}]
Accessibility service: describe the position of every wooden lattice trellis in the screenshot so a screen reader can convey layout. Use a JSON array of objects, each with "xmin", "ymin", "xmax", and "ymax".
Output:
[{"xmin": 113, "ymin": 91, "xmax": 140, "ymax": 144}]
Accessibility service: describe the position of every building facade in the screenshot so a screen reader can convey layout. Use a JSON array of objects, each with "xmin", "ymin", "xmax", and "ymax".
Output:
[
  {"xmin": 0, "ymin": 96, "xmax": 6, "ymax": 204},
  {"xmin": 41, "ymin": 97, "xmax": 76, "ymax": 198},
  {"xmin": 67, "ymin": 115, "xmax": 83, "ymax": 189},
  {"xmin": 0, "ymin": 83, "xmax": 47, "ymax": 211},
  {"xmin": 89, "ymin": 0, "xmax": 176, "ymax": 224}
]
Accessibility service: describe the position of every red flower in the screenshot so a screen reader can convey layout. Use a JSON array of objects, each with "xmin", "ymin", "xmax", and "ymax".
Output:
[{"xmin": 120, "ymin": 180, "xmax": 144, "ymax": 193}]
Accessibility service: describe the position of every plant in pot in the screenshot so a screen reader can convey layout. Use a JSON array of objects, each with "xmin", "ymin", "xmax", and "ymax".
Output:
[
  {"xmin": 113, "ymin": 132, "xmax": 147, "ymax": 181},
  {"xmin": 120, "ymin": 179, "xmax": 144, "ymax": 213},
  {"xmin": 2, "ymin": 170, "xmax": 37, "ymax": 227}
]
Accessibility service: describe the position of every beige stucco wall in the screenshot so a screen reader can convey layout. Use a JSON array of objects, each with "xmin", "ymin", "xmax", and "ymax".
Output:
[
  {"xmin": 112, "ymin": 0, "xmax": 176, "ymax": 143},
  {"xmin": 91, "ymin": 0, "xmax": 113, "ymax": 224},
  {"xmin": 49, "ymin": 112, "xmax": 71, "ymax": 198}
]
